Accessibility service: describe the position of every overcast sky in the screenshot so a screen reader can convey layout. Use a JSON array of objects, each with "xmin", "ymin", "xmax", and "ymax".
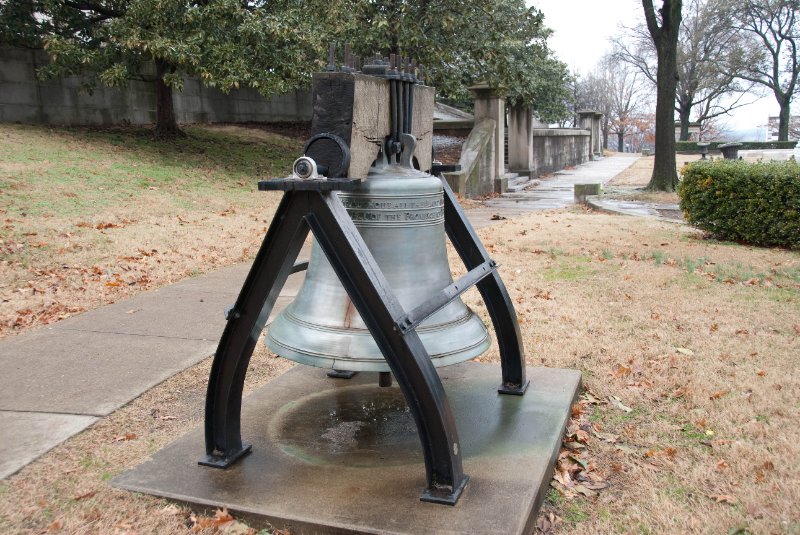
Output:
[{"xmin": 530, "ymin": 0, "xmax": 786, "ymax": 133}]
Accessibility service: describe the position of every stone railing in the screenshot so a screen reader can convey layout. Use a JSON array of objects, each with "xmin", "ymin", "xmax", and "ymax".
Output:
[
  {"xmin": 441, "ymin": 118, "xmax": 497, "ymax": 198},
  {"xmin": 524, "ymin": 128, "xmax": 592, "ymax": 177},
  {"xmin": 506, "ymin": 105, "xmax": 599, "ymax": 180}
]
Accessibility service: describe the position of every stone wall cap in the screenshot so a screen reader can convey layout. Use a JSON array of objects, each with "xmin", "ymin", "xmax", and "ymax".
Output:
[
  {"xmin": 468, "ymin": 82, "xmax": 506, "ymax": 97},
  {"xmin": 531, "ymin": 128, "xmax": 590, "ymax": 137}
]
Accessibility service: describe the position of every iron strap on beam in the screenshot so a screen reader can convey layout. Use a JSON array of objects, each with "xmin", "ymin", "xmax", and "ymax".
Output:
[{"xmin": 398, "ymin": 260, "xmax": 497, "ymax": 334}]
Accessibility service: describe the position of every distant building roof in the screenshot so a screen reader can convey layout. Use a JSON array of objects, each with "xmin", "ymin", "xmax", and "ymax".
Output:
[{"xmin": 434, "ymin": 102, "xmax": 473, "ymax": 121}]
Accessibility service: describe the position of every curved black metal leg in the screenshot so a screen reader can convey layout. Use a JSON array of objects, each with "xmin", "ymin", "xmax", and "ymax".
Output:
[
  {"xmin": 440, "ymin": 178, "xmax": 529, "ymax": 395},
  {"xmin": 201, "ymin": 191, "xmax": 310, "ymax": 467},
  {"xmin": 307, "ymin": 191, "xmax": 468, "ymax": 505}
]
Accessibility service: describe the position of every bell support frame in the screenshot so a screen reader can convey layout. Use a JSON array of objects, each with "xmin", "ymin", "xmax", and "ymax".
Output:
[
  {"xmin": 201, "ymin": 177, "xmax": 527, "ymax": 505},
  {"xmin": 440, "ymin": 177, "xmax": 530, "ymax": 395}
]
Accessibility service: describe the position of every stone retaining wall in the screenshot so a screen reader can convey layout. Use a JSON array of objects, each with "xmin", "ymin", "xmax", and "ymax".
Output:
[
  {"xmin": 0, "ymin": 46, "xmax": 312, "ymax": 125},
  {"xmin": 527, "ymin": 128, "xmax": 592, "ymax": 177},
  {"xmin": 508, "ymin": 105, "xmax": 594, "ymax": 178}
]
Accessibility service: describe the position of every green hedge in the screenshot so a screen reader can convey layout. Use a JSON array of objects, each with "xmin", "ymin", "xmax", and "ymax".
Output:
[
  {"xmin": 676, "ymin": 140, "xmax": 798, "ymax": 153},
  {"xmin": 679, "ymin": 160, "xmax": 800, "ymax": 249}
]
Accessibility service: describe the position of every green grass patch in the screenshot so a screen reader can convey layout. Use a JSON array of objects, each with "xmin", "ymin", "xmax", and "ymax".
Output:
[
  {"xmin": 543, "ymin": 256, "xmax": 595, "ymax": 281},
  {"xmin": 0, "ymin": 124, "xmax": 301, "ymax": 219},
  {"xmin": 563, "ymin": 499, "xmax": 590, "ymax": 524}
]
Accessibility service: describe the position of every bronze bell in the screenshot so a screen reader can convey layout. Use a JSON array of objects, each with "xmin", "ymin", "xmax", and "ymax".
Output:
[{"xmin": 264, "ymin": 161, "xmax": 491, "ymax": 372}]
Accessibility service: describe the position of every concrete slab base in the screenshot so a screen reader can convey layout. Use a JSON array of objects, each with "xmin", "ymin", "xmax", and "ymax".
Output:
[{"xmin": 114, "ymin": 363, "xmax": 581, "ymax": 534}]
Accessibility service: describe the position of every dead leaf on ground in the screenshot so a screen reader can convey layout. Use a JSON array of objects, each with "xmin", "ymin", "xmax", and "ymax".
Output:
[
  {"xmin": 675, "ymin": 347, "xmax": 694, "ymax": 356},
  {"xmin": 611, "ymin": 363, "xmax": 631, "ymax": 378},
  {"xmin": 573, "ymin": 484, "xmax": 597, "ymax": 497},
  {"xmin": 112, "ymin": 433, "xmax": 137, "ymax": 442},
  {"xmin": 73, "ymin": 490, "xmax": 96, "ymax": 501},
  {"xmin": 190, "ymin": 507, "xmax": 236, "ymax": 532},
  {"xmin": 592, "ymin": 430, "xmax": 618, "ymax": 443},
  {"xmin": 711, "ymin": 494, "xmax": 737, "ymax": 505},
  {"xmin": 709, "ymin": 390, "xmax": 729, "ymax": 401},
  {"xmin": 608, "ymin": 395, "xmax": 633, "ymax": 413},
  {"xmin": 160, "ymin": 504, "xmax": 183, "ymax": 516},
  {"xmin": 536, "ymin": 510, "xmax": 563, "ymax": 534}
]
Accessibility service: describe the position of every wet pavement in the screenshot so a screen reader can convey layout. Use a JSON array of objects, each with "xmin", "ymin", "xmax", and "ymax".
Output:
[{"xmin": 469, "ymin": 154, "xmax": 640, "ymax": 225}]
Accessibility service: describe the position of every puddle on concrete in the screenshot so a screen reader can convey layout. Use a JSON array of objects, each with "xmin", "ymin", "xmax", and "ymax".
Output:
[{"xmin": 271, "ymin": 385, "xmax": 423, "ymax": 467}]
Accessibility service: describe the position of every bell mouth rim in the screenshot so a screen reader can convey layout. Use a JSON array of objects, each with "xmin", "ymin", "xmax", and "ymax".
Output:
[{"xmin": 264, "ymin": 332, "xmax": 491, "ymax": 373}]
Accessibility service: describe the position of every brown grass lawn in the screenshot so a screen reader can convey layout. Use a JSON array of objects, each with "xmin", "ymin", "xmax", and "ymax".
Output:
[
  {"xmin": 464, "ymin": 210, "xmax": 800, "ymax": 534},
  {"xmin": 0, "ymin": 124, "xmax": 301, "ymax": 337},
  {"xmin": 1, "ymin": 129, "xmax": 799, "ymax": 534}
]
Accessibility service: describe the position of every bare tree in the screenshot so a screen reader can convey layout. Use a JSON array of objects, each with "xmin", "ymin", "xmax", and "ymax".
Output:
[
  {"xmin": 641, "ymin": 0, "xmax": 682, "ymax": 191},
  {"xmin": 791, "ymin": 119, "xmax": 800, "ymax": 140},
  {"xmin": 575, "ymin": 66, "xmax": 612, "ymax": 148},
  {"xmin": 615, "ymin": 0, "xmax": 750, "ymax": 142},
  {"xmin": 731, "ymin": 0, "xmax": 799, "ymax": 141},
  {"xmin": 607, "ymin": 61, "xmax": 646, "ymax": 152}
]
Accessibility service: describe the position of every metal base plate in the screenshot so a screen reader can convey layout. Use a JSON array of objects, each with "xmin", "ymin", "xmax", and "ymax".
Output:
[
  {"xmin": 114, "ymin": 363, "xmax": 581, "ymax": 535},
  {"xmin": 420, "ymin": 475, "xmax": 470, "ymax": 505},
  {"xmin": 197, "ymin": 444, "xmax": 252, "ymax": 468},
  {"xmin": 498, "ymin": 379, "xmax": 530, "ymax": 396}
]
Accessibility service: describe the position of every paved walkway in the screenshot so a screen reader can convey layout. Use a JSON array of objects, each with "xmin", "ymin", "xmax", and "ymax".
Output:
[
  {"xmin": 0, "ymin": 154, "xmax": 639, "ymax": 479},
  {"xmin": 470, "ymin": 154, "xmax": 640, "ymax": 222}
]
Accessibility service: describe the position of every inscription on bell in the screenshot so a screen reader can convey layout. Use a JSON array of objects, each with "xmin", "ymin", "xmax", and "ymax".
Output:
[
  {"xmin": 340, "ymin": 194, "xmax": 445, "ymax": 224},
  {"xmin": 347, "ymin": 207, "xmax": 444, "ymax": 222},
  {"xmin": 339, "ymin": 197, "xmax": 444, "ymax": 210}
]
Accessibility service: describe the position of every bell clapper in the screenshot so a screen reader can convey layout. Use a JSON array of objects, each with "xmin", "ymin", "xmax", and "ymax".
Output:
[
  {"xmin": 326, "ymin": 369, "xmax": 358, "ymax": 379},
  {"xmin": 378, "ymin": 372, "xmax": 393, "ymax": 387}
]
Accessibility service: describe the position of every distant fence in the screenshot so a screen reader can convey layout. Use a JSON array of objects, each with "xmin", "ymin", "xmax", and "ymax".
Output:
[{"xmin": 0, "ymin": 46, "xmax": 312, "ymax": 126}]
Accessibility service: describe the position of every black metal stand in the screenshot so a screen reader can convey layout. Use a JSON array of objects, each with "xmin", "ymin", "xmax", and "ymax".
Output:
[{"xmin": 201, "ymin": 177, "xmax": 527, "ymax": 505}]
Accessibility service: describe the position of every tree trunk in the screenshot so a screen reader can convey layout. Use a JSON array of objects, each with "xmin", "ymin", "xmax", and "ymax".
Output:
[
  {"xmin": 644, "ymin": 0, "xmax": 682, "ymax": 192},
  {"xmin": 617, "ymin": 131, "xmax": 625, "ymax": 152},
  {"xmin": 678, "ymin": 103, "xmax": 691, "ymax": 141},
  {"xmin": 777, "ymin": 94, "xmax": 791, "ymax": 141},
  {"xmin": 154, "ymin": 59, "xmax": 182, "ymax": 139},
  {"xmin": 603, "ymin": 116, "xmax": 610, "ymax": 149}
]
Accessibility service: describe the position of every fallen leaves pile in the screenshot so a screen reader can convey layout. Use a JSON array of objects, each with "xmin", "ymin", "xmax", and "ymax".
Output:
[{"xmin": 537, "ymin": 390, "xmax": 608, "ymax": 533}]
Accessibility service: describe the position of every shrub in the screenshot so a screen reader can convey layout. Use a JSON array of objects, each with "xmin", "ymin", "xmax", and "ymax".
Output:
[
  {"xmin": 679, "ymin": 160, "xmax": 800, "ymax": 249},
  {"xmin": 675, "ymin": 140, "xmax": 798, "ymax": 153}
]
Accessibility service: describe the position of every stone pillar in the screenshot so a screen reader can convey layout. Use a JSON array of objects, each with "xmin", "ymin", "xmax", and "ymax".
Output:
[
  {"xmin": 593, "ymin": 112, "xmax": 604, "ymax": 157},
  {"xmin": 470, "ymin": 83, "xmax": 505, "ymax": 181},
  {"xmin": 508, "ymin": 104, "xmax": 532, "ymax": 175},
  {"xmin": 577, "ymin": 110, "xmax": 597, "ymax": 161}
]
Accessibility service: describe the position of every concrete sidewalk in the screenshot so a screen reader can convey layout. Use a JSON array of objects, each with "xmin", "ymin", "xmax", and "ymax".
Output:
[
  {"xmin": 0, "ymin": 154, "xmax": 640, "ymax": 479},
  {"xmin": 471, "ymin": 154, "xmax": 640, "ymax": 221}
]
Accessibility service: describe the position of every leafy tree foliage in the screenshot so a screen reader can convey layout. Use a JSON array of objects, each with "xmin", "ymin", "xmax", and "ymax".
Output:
[
  {"xmin": 1, "ymin": 0, "xmax": 330, "ymax": 137},
  {"xmin": 2, "ymin": 0, "xmax": 573, "ymax": 132},
  {"xmin": 730, "ymin": 0, "xmax": 799, "ymax": 141},
  {"xmin": 342, "ymin": 0, "xmax": 573, "ymax": 124},
  {"xmin": 0, "ymin": 0, "xmax": 44, "ymax": 48}
]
